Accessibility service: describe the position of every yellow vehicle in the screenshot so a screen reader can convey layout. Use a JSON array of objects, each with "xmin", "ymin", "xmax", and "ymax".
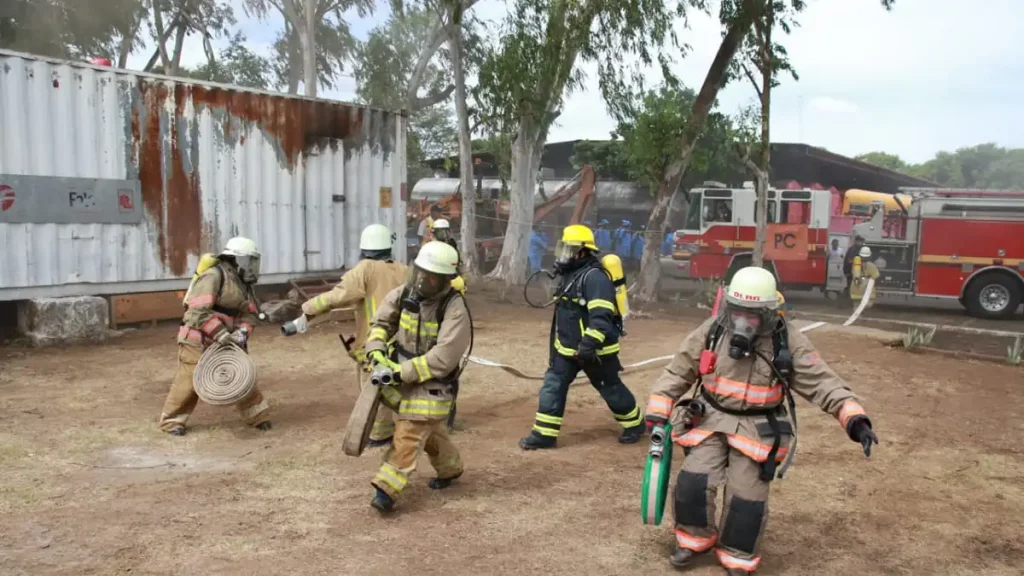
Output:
[{"xmin": 842, "ymin": 189, "xmax": 912, "ymax": 217}]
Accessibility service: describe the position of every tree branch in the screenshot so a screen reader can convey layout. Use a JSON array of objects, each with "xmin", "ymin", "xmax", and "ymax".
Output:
[
  {"xmin": 412, "ymin": 84, "xmax": 456, "ymax": 110},
  {"xmin": 152, "ymin": 2, "xmax": 172, "ymax": 72},
  {"xmin": 740, "ymin": 63, "xmax": 762, "ymax": 99},
  {"xmin": 170, "ymin": 21, "xmax": 187, "ymax": 75},
  {"xmin": 319, "ymin": 0, "xmax": 343, "ymax": 17},
  {"xmin": 144, "ymin": 15, "xmax": 181, "ymax": 72},
  {"xmin": 279, "ymin": 0, "xmax": 303, "ymax": 28},
  {"xmin": 406, "ymin": 20, "xmax": 449, "ymax": 108}
]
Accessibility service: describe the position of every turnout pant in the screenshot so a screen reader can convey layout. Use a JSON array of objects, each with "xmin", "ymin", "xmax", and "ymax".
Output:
[
  {"xmin": 370, "ymin": 404, "xmax": 398, "ymax": 441},
  {"xmin": 158, "ymin": 344, "xmax": 270, "ymax": 432},
  {"xmin": 371, "ymin": 418, "xmax": 463, "ymax": 500},
  {"xmin": 531, "ymin": 353, "xmax": 642, "ymax": 439},
  {"xmin": 673, "ymin": 433, "xmax": 771, "ymax": 573}
]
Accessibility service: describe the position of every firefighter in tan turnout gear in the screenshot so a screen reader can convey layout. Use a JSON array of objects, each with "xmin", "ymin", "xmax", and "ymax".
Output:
[
  {"xmin": 363, "ymin": 241, "xmax": 471, "ymax": 513},
  {"xmin": 283, "ymin": 224, "xmax": 407, "ymax": 446},
  {"xmin": 645, "ymin": 267, "xmax": 879, "ymax": 574},
  {"xmin": 159, "ymin": 237, "xmax": 271, "ymax": 435}
]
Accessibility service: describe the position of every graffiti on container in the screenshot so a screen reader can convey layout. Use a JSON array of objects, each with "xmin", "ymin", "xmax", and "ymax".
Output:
[
  {"xmin": 118, "ymin": 190, "xmax": 134, "ymax": 212},
  {"xmin": 68, "ymin": 189, "xmax": 96, "ymax": 209},
  {"xmin": 0, "ymin": 175, "xmax": 141, "ymax": 224},
  {"xmin": 1, "ymin": 185, "xmax": 13, "ymax": 212}
]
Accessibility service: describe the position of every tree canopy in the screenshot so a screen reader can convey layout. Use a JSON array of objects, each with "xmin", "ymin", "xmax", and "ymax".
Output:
[
  {"xmin": 572, "ymin": 85, "xmax": 749, "ymax": 190},
  {"xmin": 856, "ymin": 144, "xmax": 1024, "ymax": 189}
]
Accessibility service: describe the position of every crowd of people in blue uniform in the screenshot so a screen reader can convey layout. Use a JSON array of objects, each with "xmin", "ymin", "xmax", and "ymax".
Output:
[{"xmin": 528, "ymin": 219, "xmax": 677, "ymax": 273}]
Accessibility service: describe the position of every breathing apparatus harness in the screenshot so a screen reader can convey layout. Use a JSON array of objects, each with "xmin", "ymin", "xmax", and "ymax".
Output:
[
  {"xmin": 695, "ymin": 315, "xmax": 799, "ymax": 482},
  {"xmin": 183, "ymin": 263, "xmax": 266, "ymax": 323},
  {"xmin": 394, "ymin": 286, "xmax": 474, "ymax": 388},
  {"xmin": 554, "ymin": 258, "xmax": 627, "ymax": 333},
  {"xmin": 545, "ymin": 258, "xmax": 626, "ymax": 367}
]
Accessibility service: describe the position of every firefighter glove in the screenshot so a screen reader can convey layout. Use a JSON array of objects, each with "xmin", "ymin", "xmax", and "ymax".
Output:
[
  {"xmin": 290, "ymin": 314, "xmax": 309, "ymax": 334},
  {"xmin": 576, "ymin": 340, "xmax": 601, "ymax": 365},
  {"xmin": 228, "ymin": 330, "xmax": 248, "ymax": 347},
  {"xmin": 849, "ymin": 417, "xmax": 878, "ymax": 458},
  {"xmin": 368, "ymin": 349, "xmax": 400, "ymax": 372}
]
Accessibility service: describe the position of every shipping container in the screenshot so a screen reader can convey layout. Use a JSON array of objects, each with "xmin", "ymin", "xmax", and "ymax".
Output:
[{"xmin": 0, "ymin": 49, "xmax": 407, "ymax": 301}]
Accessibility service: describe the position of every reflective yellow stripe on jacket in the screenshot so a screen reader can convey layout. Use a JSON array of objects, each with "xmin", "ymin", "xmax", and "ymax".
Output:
[
  {"xmin": 399, "ymin": 311, "xmax": 439, "ymax": 338},
  {"xmin": 553, "ymin": 297, "xmax": 619, "ymax": 357},
  {"xmin": 364, "ymin": 296, "xmax": 378, "ymax": 325},
  {"xmin": 586, "ymin": 298, "xmax": 616, "ymax": 313},
  {"xmin": 368, "ymin": 326, "xmax": 388, "ymax": 344},
  {"xmin": 399, "ymin": 397, "xmax": 452, "ymax": 418}
]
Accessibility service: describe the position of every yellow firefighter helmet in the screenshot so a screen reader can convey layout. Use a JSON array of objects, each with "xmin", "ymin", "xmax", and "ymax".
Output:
[{"xmin": 560, "ymin": 224, "xmax": 599, "ymax": 251}]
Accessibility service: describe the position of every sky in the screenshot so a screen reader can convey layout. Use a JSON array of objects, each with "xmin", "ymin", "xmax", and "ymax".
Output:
[{"xmin": 125, "ymin": 0, "xmax": 1024, "ymax": 165}]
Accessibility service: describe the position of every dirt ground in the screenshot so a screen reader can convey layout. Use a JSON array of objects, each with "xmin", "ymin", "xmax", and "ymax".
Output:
[{"xmin": 2, "ymin": 292, "xmax": 1023, "ymax": 576}]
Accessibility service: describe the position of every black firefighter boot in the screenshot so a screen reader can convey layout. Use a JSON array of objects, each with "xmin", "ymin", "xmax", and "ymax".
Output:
[
  {"xmin": 669, "ymin": 548, "xmax": 700, "ymax": 570},
  {"xmin": 518, "ymin": 430, "xmax": 557, "ymax": 450},
  {"xmin": 428, "ymin": 471, "xmax": 463, "ymax": 490},
  {"xmin": 370, "ymin": 487, "xmax": 395, "ymax": 513},
  {"xmin": 619, "ymin": 422, "xmax": 646, "ymax": 444}
]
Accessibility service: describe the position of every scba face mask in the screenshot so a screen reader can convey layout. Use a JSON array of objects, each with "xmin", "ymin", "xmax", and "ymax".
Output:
[
  {"xmin": 403, "ymin": 266, "xmax": 449, "ymax": 312},
  {"xmin": 553, "ymin": 242, "xmax": 582, "ymax": 272},
  {"xmin": 235, "ymin": 254, "xmax": 261, "ymax": 284},
  {"xmin": 726, "ymin": 308, "xmax": 771, "ymax": 359}
]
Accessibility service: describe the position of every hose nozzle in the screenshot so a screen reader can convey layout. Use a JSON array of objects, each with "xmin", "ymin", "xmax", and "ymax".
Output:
[
  {"xmin": 280, "ymin": 321, "xmax": 298, "ymax": 336},
  {"xmin": 370, "ymin": 367, "xmax": 394, "ymax": 387}
]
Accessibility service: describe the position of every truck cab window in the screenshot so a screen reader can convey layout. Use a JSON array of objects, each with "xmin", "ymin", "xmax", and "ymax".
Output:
[
  {"xmin": 704, "ymin": 199, "xmax": 733, "ymax": 223},
  {"xmin": 684, "ymin": 192, "xmax": 703, "ymax": 229},
  {"xmin": 754, "ymin": 200, "xmax": 777, "ymax": 224},
  {"xmin": 780, "ymin": 200, "xmax": 811, "ymax": 224}
]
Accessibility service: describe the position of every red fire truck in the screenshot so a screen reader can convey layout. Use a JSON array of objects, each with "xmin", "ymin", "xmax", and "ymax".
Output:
[{"xmin": 671, "ymin": 185, "xmax": 1024, "ymax": 319}]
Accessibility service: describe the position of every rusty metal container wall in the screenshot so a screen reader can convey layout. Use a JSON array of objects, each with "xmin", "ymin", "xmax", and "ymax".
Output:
[{"xmin": 0, "ymin": 50, "xmax": 407, "ymax": 300}]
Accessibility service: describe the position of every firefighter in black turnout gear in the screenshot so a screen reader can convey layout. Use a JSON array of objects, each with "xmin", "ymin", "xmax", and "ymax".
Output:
[{"xmin": 519, "ymin": 225, "xmax": 645, "ymax": 450}]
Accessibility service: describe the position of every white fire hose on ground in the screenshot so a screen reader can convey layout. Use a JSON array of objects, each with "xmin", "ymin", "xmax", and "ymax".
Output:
[{"xmin": 467, "ymin": 278, "xmax": 875, "ymax": 382}]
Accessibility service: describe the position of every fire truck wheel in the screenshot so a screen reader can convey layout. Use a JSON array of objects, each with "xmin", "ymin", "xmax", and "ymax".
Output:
[{"xmin": 964, "ymin": 273, "xmax": 1022, "ymax": 319}]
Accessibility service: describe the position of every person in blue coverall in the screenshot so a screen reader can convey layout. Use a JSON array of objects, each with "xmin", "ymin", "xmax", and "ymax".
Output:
[
  {"xmin": 661, "ymin": 230, "xmax": 675, "ymax": 256},
  {"xmin": 631, "ymin": 225, "xmax": 646, "ymax": 267},
  {"xmin": 595, "ymin": 219, "xmax": 611, "ymax": 252},
  {"xmin": 613, "ymin": 220, "xmax": 632, "ymax": 261},
  {"xmin": 529, "ymin": 229, "xmax": 548, "ymax": 272}
]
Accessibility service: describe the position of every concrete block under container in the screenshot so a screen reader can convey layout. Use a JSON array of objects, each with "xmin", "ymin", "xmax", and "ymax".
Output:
[{"xmin": 16, "ymin": 296, "xmax": 109, "ymax": 346}]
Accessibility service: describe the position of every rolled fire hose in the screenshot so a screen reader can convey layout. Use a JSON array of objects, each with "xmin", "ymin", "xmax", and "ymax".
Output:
[{"xmin": 193, "ymin": 342, "xmax": 257, "ymax": 405}]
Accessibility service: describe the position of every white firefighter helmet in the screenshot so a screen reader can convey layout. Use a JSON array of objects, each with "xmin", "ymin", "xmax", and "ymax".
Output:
[
  {"xmin": 221, "ymin": 237, "xmax": 261, "ymax": 283},
  {"xmin": 859, "ymin": 246, "xmax": 872, "ymax": 258},
  {"xmin": 409, "ymin": 241, "xmax": 459, "ymax": 300},
  {"xmin": 725, "ymin": 266, "xmax": 779, "ymax": 310},
  {"xmin": 360, "ymin": 224, "xmax": 394, "ymax": 251},
  {"xmin": 222, "ymin": 236, "xmax": 258, "ymax": 257},
  {"xmin": 431, "ymin": 218, "xmax": 453, "ymax": 242},
  {"xmin": 414, "ymin": 241, "xmax": 459, "ymax": 275}
]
